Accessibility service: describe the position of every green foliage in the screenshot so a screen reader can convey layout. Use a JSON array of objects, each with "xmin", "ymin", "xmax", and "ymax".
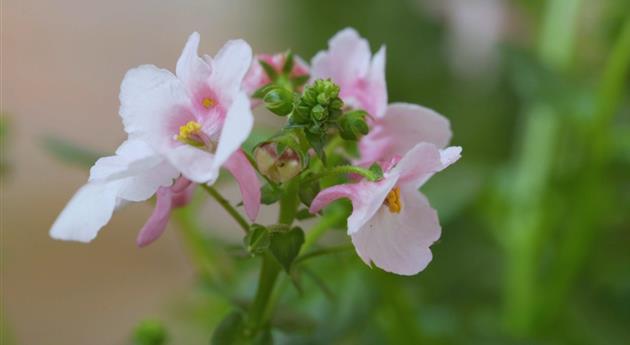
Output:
[
  {"xmin": 41, "ymin": 135, "xmax": 103, "ymax": 168},
  {"xmin": 132, "ymin": 320, "xmax": 167, "ymax": 345},
  {"xmin": 268, "ymin": 227, "xmax": 305, "ymax": 273}
]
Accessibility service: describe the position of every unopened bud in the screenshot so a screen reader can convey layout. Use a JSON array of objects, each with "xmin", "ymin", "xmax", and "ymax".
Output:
[
  {"xmin": 254, "ymin": 143, "xmax": 303, "ymax": 183},
  {"xmin": 263, "ymin": 87, "xmax": 294, "ymax": 116},
  {"xmin": 338, "ymin": 110, "xmax": 369, "ymax": 140}
]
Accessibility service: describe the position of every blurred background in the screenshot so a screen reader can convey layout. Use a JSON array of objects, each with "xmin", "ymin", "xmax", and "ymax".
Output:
[{"xmin": 2, "ymin": 0, "xmax": 629, "ymax": 344}]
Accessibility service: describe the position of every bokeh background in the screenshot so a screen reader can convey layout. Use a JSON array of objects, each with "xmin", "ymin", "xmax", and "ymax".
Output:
[{"xmin": 2, "ymin": 0, "xmax": 629, "ymax": 344}]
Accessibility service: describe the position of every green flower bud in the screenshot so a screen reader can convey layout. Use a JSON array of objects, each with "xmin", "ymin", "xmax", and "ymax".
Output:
[
  {"xmin": 338, "ymin": 110, "xmax": 369, "ymax": 141},
  {"xmin": 311, "ymin": 104, "xmax": 327, "ymax": 121},
  {"xmin": 263, "ymin": 87, "xmax": 294, "ymax": 116}
]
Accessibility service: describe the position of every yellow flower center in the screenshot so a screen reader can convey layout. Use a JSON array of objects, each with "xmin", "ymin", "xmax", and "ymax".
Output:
[
  {"xmin": 202, "ymin": 97, "xmax": 215, "ymax": 109},
  {"xmin": 384, "ymin": 187, "xmax": 402, "ymax": 213},
  {"xmin": 176, "ymin": 121, "xmax": 203, "ymax": 145}
]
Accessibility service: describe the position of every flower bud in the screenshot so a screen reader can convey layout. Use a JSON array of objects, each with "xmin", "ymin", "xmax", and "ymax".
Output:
[
  {"xmin": 338, "ymin": 110, "xmax": 369, "ymax": 140},
  {"xmin": 263, "ymin": 87, "xmax": 294, "ymax": 116},
  {"xmin": 254, "ymin": 143, "xmax": 303, "ymax": 183}
]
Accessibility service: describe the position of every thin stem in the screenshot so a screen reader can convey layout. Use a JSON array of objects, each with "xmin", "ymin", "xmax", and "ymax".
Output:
[
  {"xmin": 302, "ymin": 165, "xmax": 380, "ymax": 185},
  {"xmin": 295, "ymin": 244, "xmax": 354, "ymax": 265},
  {"xmin": 278, "ymin": 178, "xmax": 299, "ymax": 225},
  {"xmin": 201, "ymin": 185, "xmax": 250, "ymax": 233},
  {"xmin": 302, "ymin": 207, "xmax": 348, "ymax": 252}
]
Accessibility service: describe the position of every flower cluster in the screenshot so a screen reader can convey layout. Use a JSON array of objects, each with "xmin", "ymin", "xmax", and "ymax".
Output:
[{"xmin": 51, "ymin": 28, "xmax": 461, "ymax": 276}]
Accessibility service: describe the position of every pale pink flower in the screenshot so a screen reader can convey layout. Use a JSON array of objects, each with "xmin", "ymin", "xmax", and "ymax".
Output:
[
  {"xmin": 50, "ymin": 33, "xmax": 261, "ymax": 245},
  {"xmin": 310, "ymin": 28, "xmax": 387, "ymax": 119},
  {"xmin": 312, "ymin": 28, "xmax": 453, "ymax": 166},
  {"xmin": 242, "ymin": 53, "xmax": 310, "ymax": 97},
  {"xmin": 310, "ymin": 143, "xmax": 462, "ymax": 275}
]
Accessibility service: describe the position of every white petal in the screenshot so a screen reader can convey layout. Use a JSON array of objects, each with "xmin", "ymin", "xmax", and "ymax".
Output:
[
  {"xmin": 210, "ymin": 39, "xmax": 253, "ymax": 95},
  {"xmin": 89, "ymin": 139, "xmax": 162, "ymax": 182},
  {"xmin": 213, "ymin": 92, "xmax": 253, "ymax": 171},
  {"xmin": 166, "ymin": 145, "xmax": 217, "ymax": 184},
  {"xmin": 176, "ymin": 32, "xmax": 212, "ymax": 89},
  {"xmin": 50, "ymin": 181, "xmax": 121, "ymax": 243},
  {"xmin": 351, "ymin": 187, "xmax": 440, "ymax": 275},
  {"xmin": 117, "ymin": 160, "xmax": 179, "ymax": 202},
  {"xmin": 119, "ymin": 64, "xmax": 190, "ymax": 150}
]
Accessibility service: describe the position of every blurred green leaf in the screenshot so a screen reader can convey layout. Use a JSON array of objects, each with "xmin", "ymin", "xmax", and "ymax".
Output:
[
  {"xmin": 132, "ymin": 319, "xmax": 167, "ymax": 345},
  {"xmin": 41, "ymin": 135, "xmax": 103, "ymax": 168},
  {"xmin": 269, "ymin": 227, "xmax": 305, "ymax": 272}
]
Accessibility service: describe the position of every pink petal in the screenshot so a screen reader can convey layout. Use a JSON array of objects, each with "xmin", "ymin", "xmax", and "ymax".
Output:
[
  {"xmin": 391, "ymin": 143, "xmax": 461, "ymax": 188},
  {"xmin": 350, "ymin": 186, "xmax": 440, "ymax": 275},
  {"xmin": 310, "ymin": 176, "xmax": 398, "ymax": 235},
  {"xmin": 136, "ymin": 187, "xmax": 173, "ymax": 247},
  {"xmin": 224, "ymin": 150, "xmax": 261, "ymax": 221}
]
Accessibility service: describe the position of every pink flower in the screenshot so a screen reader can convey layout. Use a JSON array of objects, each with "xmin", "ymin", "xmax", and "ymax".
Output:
[
  {"xmin": 309, "ymin": 143, "xmax": 462, "ymax": 275},
  {"xmin": 50, "ymin": 33, "xmax": 261, "ymax": 246},
  {"xmin": 312, "ymin": 28, "xmax": 453, "ymax": 167},
  {"xmin": 310, "ymin": 28, "xmax": 387, "ymax": 119},
  {"xmin": 242, "ymin": 52, "xmax": 310, "ymax": 97}
]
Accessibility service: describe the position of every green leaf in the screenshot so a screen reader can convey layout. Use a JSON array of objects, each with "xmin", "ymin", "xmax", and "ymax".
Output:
[
  {"xmin": 290, "ymin": 74, "xmax": 310, "ymax": 87},
  {"xmin": 258, "ymin": 60, "xmax": 278, "ymax": 81},
  {"xmin": 298, "ymin": 179, "xmax": 320, "ymax": 207},
  {"xmin": 211, "ymin": 311, "xmax": 248, "ymax": 345},
  {"xmin": 282, "ymin": 50, "xmax": 294, "ymax": 74},
  {"xmin": 295, "ymin": 208, "xmax": 315, "ymax": 220},
  {"xmin": 269, "ymin": 227, "xmax": 305, "ymax": 273},
  {"xmin": 42, "ymin": 135, "xmax": 104, "ymax": 168},
  {"xmin": 244, "ymin": 225, "xmax": 270, "ymax": 256}
]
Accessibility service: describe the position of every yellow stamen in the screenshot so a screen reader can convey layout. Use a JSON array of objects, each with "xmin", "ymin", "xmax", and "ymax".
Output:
[
  {"xmin": 384, "ymin": 187, "xmax": 402, "ymax": 213},
  {"xmin": 202, "ymin": 97, "xmax": 215, "ymax": 109},
  {"xmin": 176, "ymin": 121, "xmax": 202, "ymax": 143}
]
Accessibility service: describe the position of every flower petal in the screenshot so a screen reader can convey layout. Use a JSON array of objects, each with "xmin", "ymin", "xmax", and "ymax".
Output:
[
  {"xmin": 166, "ymin": 144, "xmax": 217, "ymax": 183},
  {"xmin": 311, "ymin": 28, "xmax": 371, "ymax": 87},
  {"xmin": 176, "ymin": 32, "xmax": 212, "ymax": 90},
  {"xmin": 210, "ymin": 39, "xmax": 253, "ymax": 96},
  {"xmin": 213, "ymin": 92, "xmax": 253, "ymax": 170},
  {"xmin": 119, "ymin": 64, "xmax": 189, "ymax": 150},
  {"xmin": 360, "ymin": 45, "xmax": 388, "ymax": 118},
  {"xmin": 351, "ymin": 186, "xmax": 440, "ymax": 275},
  {"xmin": 391, "ymin": 143, "xmax": 461, "ymax": 188},
  {"xmin": 50, "ymin": 181, "xmax": 121, "ymax": 243},
  {"xmin": 136, "ymin": 187, "xmax": 173, "ymax": 247},
  {"xmin": 310, "ymin": 176, "xmax": 398, "ymax": 235},
  {"xmin": 223, "ymin": 150, "xmax": 261, "ymax": 221}
]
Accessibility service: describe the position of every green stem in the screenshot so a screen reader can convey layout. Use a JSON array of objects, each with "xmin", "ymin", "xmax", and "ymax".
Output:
[
  {"xmin": 247, "ymin": 179, "xmax": 300, "ymax": 336},
  {"xmin": 201, "ymin": 185, "xmax": 250, "ymax": 233},
  {"xmin": 295, "ymin": 244, "xmax": 353, "ymax": 265},
  {"xmin": 247, "ymin": 253, "xmax": 280, "ymax": 332},
  {"xmin": 302, "ymin": 165, "xmax": 380, "ymax": 185},
  {"xmin": 302, "ymin": 208, "xmax": 348, "ymax": 252},
  {"xmin": 278, "ymin": 178, "xmax": 299, "ymax": 225}
]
